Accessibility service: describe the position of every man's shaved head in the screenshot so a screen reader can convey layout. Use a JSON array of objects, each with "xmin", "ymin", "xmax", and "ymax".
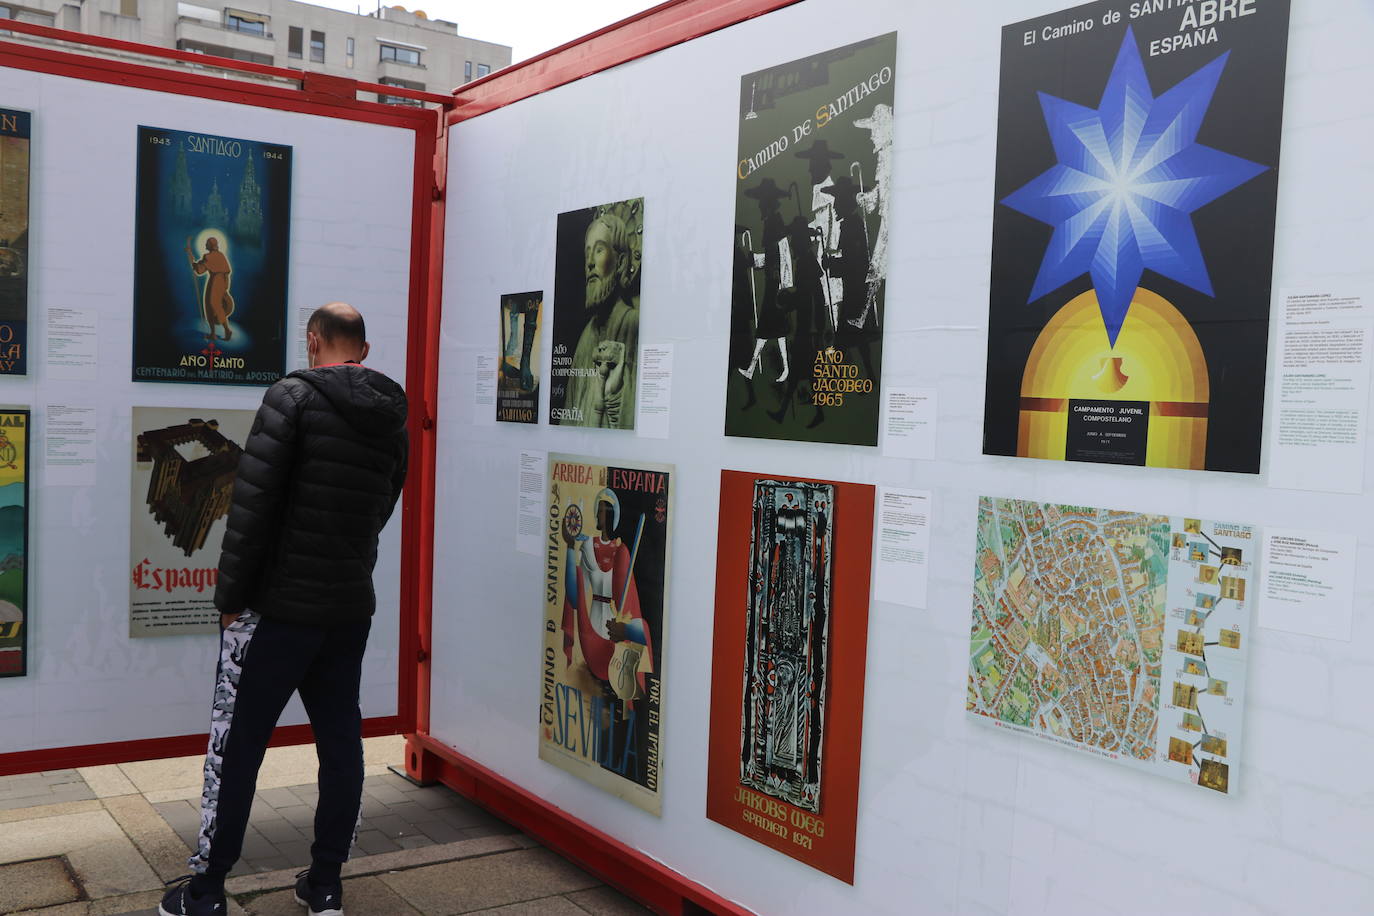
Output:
[{"xmin": 307, "ymin": 302, "xmax": 367, "ymax": 348}]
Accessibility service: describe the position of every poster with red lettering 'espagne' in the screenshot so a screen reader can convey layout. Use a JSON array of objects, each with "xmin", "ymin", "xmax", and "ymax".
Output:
[
  {"xmin": 540, "ymin": 454, "xmax": 673, "ymax": 814},
  {"xmin": 129, "ymin": 407, "xmax": 253, "ymax": 637},
  {"xmin": 706, "ymin": 470, "xmax": 875, "ymax": 882}
]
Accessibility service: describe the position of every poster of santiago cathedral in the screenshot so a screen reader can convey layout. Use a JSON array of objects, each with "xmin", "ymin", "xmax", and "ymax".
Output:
[{"xmin": 132, "ymin": 126, "xmax": 292, "ymax": 386}]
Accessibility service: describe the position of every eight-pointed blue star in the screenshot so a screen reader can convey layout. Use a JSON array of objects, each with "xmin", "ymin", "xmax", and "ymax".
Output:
[{"xmin": 1001, "ymin": 27, "xmax": 1268, "ymax": 346}]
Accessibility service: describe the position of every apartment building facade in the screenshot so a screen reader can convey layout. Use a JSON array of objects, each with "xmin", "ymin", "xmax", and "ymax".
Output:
[{"xmin": 0, "ymin": 0, "xmax": 511, "ymax": 102}]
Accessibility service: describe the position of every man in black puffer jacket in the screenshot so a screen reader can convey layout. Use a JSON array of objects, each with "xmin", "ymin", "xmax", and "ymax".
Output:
[{"xmin": 161, "ymin": 303, "xmax": 407, "ymax": 916}]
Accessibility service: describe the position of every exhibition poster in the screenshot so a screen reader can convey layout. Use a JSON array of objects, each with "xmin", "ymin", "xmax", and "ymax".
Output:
[
  {"xmin": 132, "ymin": 126, "xmax": 292, "ymax": 386},
  {"xmin": 0, "ymin": 108, "xmax": 30, "ymax": 375},
  {"xmin": 0, "ymin": 410, "xmax": 29, "ymax": 677},
  {"xmin": 129, "ymin": 407, "xmax": 254, "ymax": 637},
  {"xmin": 547, "ymin": 199, "xmax": 643, "ymax": 429},
  {"xmin": 724, "ymin": 33, "xmax": 896, "ymax": 447},
  {"xmin": 984, "ymin": 2, "xmax": 1290, "ymax": 472},
  {"xmin": 706, "ymin": 470, "xmax": 875, "ymax": 882},
  {"xmin": 497, "ymin": 290, "xmax": 543, "ymax": 424},
  {"xmin": 969, "ymin": 497, "xmax": 1254, "ymax": 794},
  {"xmin": 540, "ymin": 454, "xmax": 671, "ymax": 814}
]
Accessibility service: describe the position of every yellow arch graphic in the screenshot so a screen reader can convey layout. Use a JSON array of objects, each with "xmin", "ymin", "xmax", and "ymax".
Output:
[{"xmin": 1017, "ymin": 289, "xmax": 1210, "ymax": 469}]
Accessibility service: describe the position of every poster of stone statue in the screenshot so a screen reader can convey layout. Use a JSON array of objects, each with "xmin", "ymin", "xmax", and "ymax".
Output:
[
  {"xmin": 497, "ymin": 290, "xmax": 543, "ymax": 423},
  {"xmin": 984, "ymin": 2, "xmax": 1290, "ymax": 471},
  {"xmin": 724, "ymin": 34, "xmax": 896, "ymax": 446},
  {"xmin": 547, "ymin": 198, "xmax": 642, "ymax": 429},
  {"xmin": 129, "ymin": 406, "xmax": 254, "ymax": 637},
  {"xmin": 0, "ymin": 410, "xmax": 29, "ymax": 677},
  {"xmin": 132, "ymin": 126, "xmax": 292, "ymax": 386},
  {"xmin": 706, "ymin": 470, "xmax": 875, "ymax": 883},
  {"xmin": 0, "ymin": 109, "xmax": 30, "ymax": 375},
  {"xmin": 540, "ymin": 454, "xmax": 672, "ymax": 814}
]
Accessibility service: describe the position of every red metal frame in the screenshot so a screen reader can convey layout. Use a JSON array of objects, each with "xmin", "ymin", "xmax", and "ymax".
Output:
[
  {"xmin": 449, "ymin": 0, "xmax": 804, "ymax": 122},
  {"xmin": 407, "ymin": 2, "xmax": 802, "ymax": 912},
  {"xmin": 0, "ymin": 23, "xmax": 447, "ymax": 777}
]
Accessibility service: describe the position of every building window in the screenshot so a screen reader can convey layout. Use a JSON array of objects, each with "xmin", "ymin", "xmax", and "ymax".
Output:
[
  {"xmin": 225, "ymin": 12, "xmax": 266, "ymax": 35},
  {"xmin": 477, "ymin": 63, "xmax": 490, "ymax": 77},
  {"xmin": 288, "ymin": 26, "xmax": 301, "ymax": 59},
  {"xmin": 379, "ymin": 43, "xmax": 421, "ymax": 66},
  {"xmin": 379, "ymin": 76, "xmax": 425, "ymax": 106},
  {"xmin": 310, "ymin": 30, "xmax": 324, "ymax": 63},
  {"xmin": 119, "ymin": 0, "xmax": 137, "ymax": 17},
  {"xmin": 463, "ymin": 60, "xmax": 471, "ymax": 82},
  {"xmin": 345, "ymin": 36, "xmax": 354, "ymax": 68}
]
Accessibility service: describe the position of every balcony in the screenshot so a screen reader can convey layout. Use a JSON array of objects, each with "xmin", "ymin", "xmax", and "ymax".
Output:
[
  {"xmin": 378, "ymin": 57, "xmax": 427, "ymax": 80},
  {"xmin": 176, "ymin": 16, "xmax": 273, "ymax": 56}
]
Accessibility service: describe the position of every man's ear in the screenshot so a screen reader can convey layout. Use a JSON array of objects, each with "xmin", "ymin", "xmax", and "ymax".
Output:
[{"xmin": 358, "ymin": 342, "xmax": 371, "ymax": 363}]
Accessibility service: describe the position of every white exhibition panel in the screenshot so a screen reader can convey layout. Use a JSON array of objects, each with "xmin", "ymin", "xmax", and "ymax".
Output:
[
  {"xmin": 432, "ymin": 1, "xmax": 1374, "ymax": 914},
  {"xmin": 0, "ymin": 65, "xmax": 415, "ymax": 753}
]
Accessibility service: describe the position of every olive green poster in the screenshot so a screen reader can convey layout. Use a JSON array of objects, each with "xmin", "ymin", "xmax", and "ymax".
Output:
[{"xmin": 725, "ymin": 33, "xmax": 896, "ymax": 446}]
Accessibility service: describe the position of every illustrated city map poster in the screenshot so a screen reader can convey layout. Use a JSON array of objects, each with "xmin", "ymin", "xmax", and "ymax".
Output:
[
  {"xmin": 540, "ymin": 454, "xmax": 672, "ymax": 814},
  {"xmin": 984, "ymin": 1, "xmax": 1290, "ymax": 472},
  {"xmin": 497, "ymin": 290, "xmax": 543, "ymax": 424},
  {"xmin": 968, "ymin": 497, "xmax": 1254, "ymax": 794},
  {"xmin": 707, "ymin": 471, "xmax": 875, "ymax": 882},
  {"xmin": 0, "ymin": 109, "xmax": 31, "ymax": 375},
  {"xmin": 129, "ymin": 407, "xmax": 254, "ymax": 637},
  {"xmin": 724, "ymin": 33, "xmax": 896, "ymax": 447},
  {"xmin": 0, "ymin": 410, "xmax": 29, "ymax": 677},
  {"xmin": 547, "ymin": 199, "xmax": 642, "ymax": 429},
  {"xmin": 132, "ymin": 126, "xmax": 292, "ymax": 386}
]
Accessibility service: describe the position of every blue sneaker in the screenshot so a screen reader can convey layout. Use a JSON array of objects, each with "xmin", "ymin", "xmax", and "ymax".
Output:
[
  {"xmin": 294, "ymin": 869, "xmax": 344, "ymax": 916},
  {"xmin": 158, "ymin": 875, "xmax": 227, "ymax": 915}
]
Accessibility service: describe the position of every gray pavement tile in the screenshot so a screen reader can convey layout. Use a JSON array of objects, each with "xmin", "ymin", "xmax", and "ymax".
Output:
[
  {"xmin": 384, "ymin": 800, "xmax": 437, "ymax": 824},
  {"xmin": 397, "ymin": 834, "xmax": 434, "ymax": 850},
  {"xmin": 435, "ymin": 806, "xmax": 495, "ymax": 830},
  {"xmin": 379, "ymin": 848, "xmax": 601, "ymax": 915},
  {"xmin": 0, "ymin": 856, "xmax": 84, "ymax": 911},
  {"xmin": 566, "ymin": 886, "xmax": 655, "ymax": 915},
  {"xmin": 353, "ymin": 830, "xmax": 401, "ymax": 856},
  {"xmin": 255, "ymin": 821, "xmax": 305, "ymax": 845},
  {"xmin": 271, "ymin": 839, "xmax": 312, "ymax": 865},
  {"xmin": 276, "ymin": 805, "xmax": 315, "ymax": 828},
  {"xmin": 468, "ymin": 896, "xmax": 591, "ymax": 916},
  {"xmin": 376, "ymin": 773, "xmax": 416, "ymax": 792},
  {"xmin": 286, "ymin": 785, "xmax": 319, "ymax": 805},
  {"xmin": 407, "ymin": 787, "xmax": 464, "ymax": 811},
  {"xmin": 361, "ymin": 813, "xmax": 411, "ymax": 838},
  {"xmin": 241, "ymin": 875, "xmax": 420, "ymax": 915},
  {"xmin": 360, "ymin": 796, "xmax": 390, "ymax": 818},
  {"xmin": 363, "ymin": 784, "xmax": 409, "ymax": 805},
  {"xmin": 414, "ymin": 820, "xmax": 468, "ymax": 844},
  {"xmin": 256, "ymin": 787, "xmax": 301, "ymax": 809}
]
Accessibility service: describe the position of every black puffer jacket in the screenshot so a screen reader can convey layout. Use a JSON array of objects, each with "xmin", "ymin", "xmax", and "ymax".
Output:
[{"xmin": 214, "ymin": 364, "xmax": 408, "ymax": 626}]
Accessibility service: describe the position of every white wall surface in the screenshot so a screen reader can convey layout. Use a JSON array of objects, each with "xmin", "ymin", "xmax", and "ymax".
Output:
[
  {"xmin": 0, "ymin": 65, "xmax": 416, "ymax": 753},
  {"xmin": 432, "ymin": 1, "xmax": 1374, "ymax": 913}
]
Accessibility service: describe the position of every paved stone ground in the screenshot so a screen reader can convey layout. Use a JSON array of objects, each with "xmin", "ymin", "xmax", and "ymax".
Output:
[
  {"xmin": 0, "ymin": 737, "xmax": 654, "ymax": 916},
  {"xmin": 152, "ymin": 771, "xmax": 521, "ymax": 875},
  {"xmin": 0, "ymin": 769, "xmax": 96, "ymax": 812}
]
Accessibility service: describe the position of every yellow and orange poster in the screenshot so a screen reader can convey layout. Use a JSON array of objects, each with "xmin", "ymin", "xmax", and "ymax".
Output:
[{"xmin": 0, "ymin": 409, "xmax": 28, "ymax": 677}]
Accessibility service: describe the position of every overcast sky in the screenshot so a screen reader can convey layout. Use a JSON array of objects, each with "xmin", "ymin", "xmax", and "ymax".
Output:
[{"xmin": 307, "ymin": 0, "xmax": 658, "ymax": 62}]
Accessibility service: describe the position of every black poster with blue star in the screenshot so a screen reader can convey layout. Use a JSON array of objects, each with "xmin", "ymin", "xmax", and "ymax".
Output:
[
  {"xmin": 132, "ymin": 126, "xmax": 291, "ymax": 386},
  {"xmin": 984, "ymin": 1, "xmax": 1289, "ymax": 473}
]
